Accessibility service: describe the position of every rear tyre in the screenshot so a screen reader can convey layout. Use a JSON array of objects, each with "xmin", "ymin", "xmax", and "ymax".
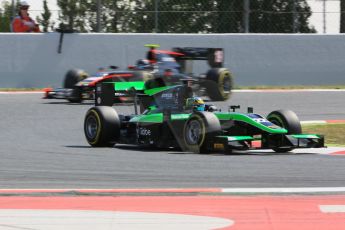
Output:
[
  {"xmin": 267, "ymin": 109, "xmax": 302, "ymax": 153},
  {"xmin": 205, "ymin": 68, "xmax": 233, "ymax": 101},
  {"xmin": 84, "ymin": 106, "xmax": 121, "ymax": 147},
  {"xmin": 63, "ymin": 69, "xmax": 88, "ymax": 103},
  {"xmin": 183, "ymin": 112, "xmax": 221, "ymax": 153},
  {"xmin": 68, "ymin": 87, "xmax": 83, "ymax": 103}
]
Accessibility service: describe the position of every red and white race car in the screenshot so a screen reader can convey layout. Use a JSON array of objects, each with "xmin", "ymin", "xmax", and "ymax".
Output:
[{"xmin": 44, "ymin": 46, "xmax": 233, "ymax": 103}]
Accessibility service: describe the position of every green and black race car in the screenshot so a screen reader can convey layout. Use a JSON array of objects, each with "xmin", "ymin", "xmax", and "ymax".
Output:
[{"xmin": 84, "ymin": 83, "xmax": 324, "ymax": 153}]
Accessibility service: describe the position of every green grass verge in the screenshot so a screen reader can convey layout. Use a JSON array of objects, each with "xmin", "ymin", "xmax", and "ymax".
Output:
[{"xmin": 302, "ymin": 123, "xmax": 345, "ymax": 147}]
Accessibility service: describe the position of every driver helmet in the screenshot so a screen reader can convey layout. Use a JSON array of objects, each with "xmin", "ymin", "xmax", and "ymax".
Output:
[
  {"xmin": 136, "ymin": 59, "xmax": 150, "ymax": 69},
  {"xmin": 185, "ymin": 97, "xmax": 205, "ymax": 111}
]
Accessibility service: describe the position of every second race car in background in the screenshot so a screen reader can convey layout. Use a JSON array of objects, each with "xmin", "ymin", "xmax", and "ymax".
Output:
[{"xmin": 44, "ymin": 45, "xmax": 233, "ymax": 103}]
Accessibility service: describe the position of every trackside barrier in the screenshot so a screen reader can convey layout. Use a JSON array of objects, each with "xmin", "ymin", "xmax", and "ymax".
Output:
[{"xmin": 0, "ymin": 33, "xmax": 345, "ymax": 88}]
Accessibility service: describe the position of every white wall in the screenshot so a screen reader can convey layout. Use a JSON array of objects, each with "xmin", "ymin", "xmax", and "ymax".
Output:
[{"xmin": 0, "ymin": 33, "xmax": 344, "ymax": 88}]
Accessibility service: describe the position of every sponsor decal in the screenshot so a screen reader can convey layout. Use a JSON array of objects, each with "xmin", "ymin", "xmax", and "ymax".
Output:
[
  {"xmin": 253, "ymin": 118, "xmax": 268, "ymax": 123},
  {"xmin": 253, "ymin": 118, "xmax": 279, "ymax": 129},
  {"xmin": 214, "ymin": 143, "xmax": 224, "ymax": 150},
  {"xmin": 139, "ymin": 128, "xmax": 151, "ymax": 136},
  {"xmin": 162, "ymin": 57, "xmax": 175, "ymax": 62},
  {"xmin": 161, "ymin": 93, "xmax": 173, "ymax": 98}
]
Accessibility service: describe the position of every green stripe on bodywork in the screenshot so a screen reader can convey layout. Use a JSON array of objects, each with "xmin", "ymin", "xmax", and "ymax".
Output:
[
  {"xmin": 129, "ymin": 111, "xmax": 289, "ymax": 136},
  {"xmin": 114, "ymin": 81, "xmax": 145, "ymax": 91},
  {"xmin": 130, "ymin": 114, "xmax": 162, "ymax": 123},
  {"xmin": 292, "ymin": 134, "xmax": 321, "ymax": 139},
  {"xmin": 171, "ymin": 114, "xmax": 191, "ymax": 120},
  {"xmin": 215, "ymin": 112, "xmax": 287, "ymax": 134},
  {"xmin": 217, "ymin": 136, "xmax": 254, "ymax": 141},
  {"xmin": 129, "ymin": 113, "xmax": 190, "ymax": 123},
  {"xmin": 144, "ymin": 86, "xmax": 174, "ymax": 96}
]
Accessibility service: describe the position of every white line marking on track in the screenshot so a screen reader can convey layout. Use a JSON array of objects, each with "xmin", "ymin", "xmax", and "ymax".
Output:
[
  {"xmin": 320, "ymin": 205, "xmax": 345, "ymax": 213},
  {"xmin": 221, "ymin": 187, "xmax": 345, "ymax": 193},
  {"xmin": 301, "ymin": 120, "xmax": 328, "ymax": 124},
  {"xmin": 0, "ymin": 210, "xmax": 234, "ymax": 230},
  {"xmin": 1, "ymin": 187, "xmax": 345, "ymax": 194}
]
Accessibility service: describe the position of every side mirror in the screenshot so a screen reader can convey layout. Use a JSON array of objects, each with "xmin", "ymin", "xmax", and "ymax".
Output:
[{"xmin": 229, "ymin": 105, "xmax": 240, "ymax": 112}]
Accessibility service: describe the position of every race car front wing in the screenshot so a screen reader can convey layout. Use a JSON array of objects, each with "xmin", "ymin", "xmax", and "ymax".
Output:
[{"xmin": 212, "ymin": 134, "xmax": 325, "ymax": 152}]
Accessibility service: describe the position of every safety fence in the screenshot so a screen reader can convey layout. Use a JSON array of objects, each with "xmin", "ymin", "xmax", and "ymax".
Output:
[{"xmin": 0, "ymin": 0, "xmax": 343, "ymax": 33}]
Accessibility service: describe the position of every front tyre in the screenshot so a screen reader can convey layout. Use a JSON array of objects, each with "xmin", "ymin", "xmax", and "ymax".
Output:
[
  {"xmin": 64, "ymin": 69, "xmax": 89, "ymax": 88},
  {"xmin": 267, "ymin": 109, "xmax": 302, "ymax": 153},
  {"xmin": 84, "ymin": 106, "xmax": 121, "ymax": 147},
  {"xmin": 183, "ymin": 112, "xmax": 221, "ymax": 153},
  {"xmin": 64, "ymin": 69, "xmax": 88, "ymax": 103}
]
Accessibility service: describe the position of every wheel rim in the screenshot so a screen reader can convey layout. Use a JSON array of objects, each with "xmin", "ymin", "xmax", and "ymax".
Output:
[
  {"xmin": 85, "ymin": 115, "xmax": 98, "ymax": 139},
  {"xmin": 185, "ymin": 120, "xmax": 202, "ymax": 145}
]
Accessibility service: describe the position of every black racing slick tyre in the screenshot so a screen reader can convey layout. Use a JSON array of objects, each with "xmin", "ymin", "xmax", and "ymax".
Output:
[
  {"xmin": 64, "ymin": 69, "xmax": 88, "ymax": 103},
  {"xmin": 267, "ymin": 109, "xmax": 302, "ymax": 153},
  {"xmin": 182, "ymin": 112, "xmax": 221, "ymax": 153},
  {"xmin": 84, "ymin": 106, "xmax": 121, "ymax": 147},
  {"xmin": 205, "ymin": 68, "xmax": 233, "ymax": 101},
  {"xmin": 64, "ymin": 69, "xmax": 89, "ymax": 88}
]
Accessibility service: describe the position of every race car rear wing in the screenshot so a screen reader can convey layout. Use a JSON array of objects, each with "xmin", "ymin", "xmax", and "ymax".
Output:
[
  {"xmin": 95, "ymin": 82, "xmax": 193, "ymax": 114},
  {"xmin": 172, "ymin": 47, "xmax": 224, "ymax": 68},
  {"xmin": 95, "ymin": 82, "xmax": 145, "ymax": 106}
]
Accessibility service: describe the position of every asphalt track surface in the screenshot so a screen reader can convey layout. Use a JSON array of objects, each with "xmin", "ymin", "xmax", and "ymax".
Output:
[{"xmin": 0, "ymin": 90, "xmax": 345, "ymax": 189}]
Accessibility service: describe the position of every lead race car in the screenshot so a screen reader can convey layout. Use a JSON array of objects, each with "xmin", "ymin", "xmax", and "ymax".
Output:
[
  {"xmin": 44, "ymin": 45, "xmax": 233, "ymax": 103},
  {"xmin": 83, "ymin": 83, "xmax": 325, "ymax": 153}
]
